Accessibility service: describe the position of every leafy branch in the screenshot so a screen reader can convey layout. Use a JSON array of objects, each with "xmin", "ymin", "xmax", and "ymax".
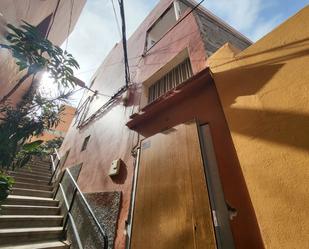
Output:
[{"xmin": 0, "ymin": 21, "xmax": 79, "ymax": 103}]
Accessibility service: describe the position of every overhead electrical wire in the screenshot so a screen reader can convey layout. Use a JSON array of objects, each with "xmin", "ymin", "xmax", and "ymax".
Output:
[
  {"xmin": 111, "ymin": 0, "xmax": 122, "ymax": 39},
  {"xmin": 77, "ymin": 0, "xmax": 206, "ymax": 128},
  {"xmin": 118, "ymin": 0, "xmax": 130, "ymax": 88},
  {"xmin": 65, "ymin": 0, "xmax": 74, "ymax": 51},
  {"xmin": 146, "ymin": 0, "xmax": 206, "ymax": 53},
  {"xmin": 76, "ymin": 0, "xmax": 207, "ymax": 77},
  {"xmin": 46, "ymin": 0, "xmax": 61, "ymax": 39},
  {"xmin": 75, "ymin": 0, "xmax": 130, "ymax": 105}
]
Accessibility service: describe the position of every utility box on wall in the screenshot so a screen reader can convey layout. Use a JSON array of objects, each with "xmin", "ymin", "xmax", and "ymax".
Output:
[{"xmin": 108, "ymin": 159, "xmax": 121, "ymax": 176}]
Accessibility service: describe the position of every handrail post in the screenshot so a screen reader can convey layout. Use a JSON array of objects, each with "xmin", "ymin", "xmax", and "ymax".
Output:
[
  {"xmin": 63, "ymin": 186, "xmax": 78, "ymax": 232},
  {"xmin": 66, "ymin": 169, "xmax": 109, "ymax": 249},
  {"xmin": 53, "ymin": 170, "xmax": 65, "ymax": 199},
  {"xmin": 50, "ymin": 156, "xmax": 109, "ymax": 249},
  {"xmin": 50, "ymin": 154, "xmax": 55, "ymax": 172},
  {"xmin": 49, "ymin": 158, "xmax": 60, "ymax": 185},
  {"xmin": 54, "ymin": 148, "xmax": 61, "ymax": 161},
  {"xmin": 58, "ymin": 176, "xmax": 83, "ymax": 249},
  {"xmin": 49, "ymin": 148, "xmax": 61, "ymax": 185}
]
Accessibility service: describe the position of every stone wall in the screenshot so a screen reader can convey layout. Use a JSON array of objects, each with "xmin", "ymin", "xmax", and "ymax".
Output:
[
  {"xmin": 56, "ymin": 164, "xmax": 121, "ymax": 249},
  {"xmin": 194, "ymin": 11, "xmax": 252, "ymax": 57},
  {"xmin": 68, "ymin": 192, "xmax": 121, "ymax": 249}
]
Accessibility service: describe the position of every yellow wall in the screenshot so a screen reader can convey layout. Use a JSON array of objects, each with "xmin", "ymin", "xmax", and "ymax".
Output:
[{"xmin": 209, "ymin": 6, "xmax": 309, "ymax": 249}]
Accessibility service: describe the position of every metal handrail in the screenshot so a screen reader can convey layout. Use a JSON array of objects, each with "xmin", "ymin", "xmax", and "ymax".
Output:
[
  {"xmin": 50, "ymin": 154, "xmax": 56, "ymax": 172},
  {"xmin": 54, "ymin": 148, "xmax": 61, "ymax": 161},
  {"xmin": 49, "ymin": 149, "xmax": 61, "ymax": 184},
  {"xmin": 64, "ymin": 169, "xmax": 109, "ymax": 249},
  {"xmin": 51, "ymin": 158, "xmax": 109, "ymax": 249}
]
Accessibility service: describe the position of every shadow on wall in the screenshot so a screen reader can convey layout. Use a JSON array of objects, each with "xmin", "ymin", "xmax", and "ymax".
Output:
[
  {"xmin": 214, "ymin": 63, "xmax": 284, "ymax": 107},
  {"xmin": 208, "ymin": 15, "xmax": 309, "ymax": 247},
  {"xmin": 212, "ymin": 37, "xmax": 309, "ymax": 151},
  {"xmin": 228, "ymin": 108, "xmax": 309, "ymax": 151},
  {"xmin": 211, "ymin": 37, "xmax": 309, "ymax": 71}
]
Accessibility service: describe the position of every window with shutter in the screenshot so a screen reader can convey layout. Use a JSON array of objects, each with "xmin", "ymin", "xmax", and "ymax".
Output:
[{"xmin": 148, "ymin": 58, "xmax": 193, "ymax": 103}]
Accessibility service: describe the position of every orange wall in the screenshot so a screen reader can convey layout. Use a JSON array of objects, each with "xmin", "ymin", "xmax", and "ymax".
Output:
[
  {"xmin": 32, "ymin": 105, "xmax": 76, "ymax": 142},
  {"xmin": 57, "ymin": 105, "xmax": 76, "ymax": 133},
  {"xmin": 209, "ymin": 6, "xmax": 309, "ymax": 249}
]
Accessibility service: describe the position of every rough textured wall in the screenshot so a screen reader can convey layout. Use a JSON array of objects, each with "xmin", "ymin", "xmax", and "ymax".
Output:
[
  {"xmin": 209, "ymin": 6, "xmax": 309, "ymax": 249},
  {"xmin": 56, "ymin": 164, "xmax": 121, "ymax": 249},
  {"xmin": 194, "ymin": 9, "xmax": 252, "ymax": 57},
  {"xmin": 68, "ymin": 192, "xmax": 121, "ymax": 249}
]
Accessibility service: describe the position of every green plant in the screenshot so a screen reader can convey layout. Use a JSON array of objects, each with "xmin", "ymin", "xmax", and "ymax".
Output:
[
  {"xmin": 0, "ymin": 172, "xmax": 14, "ymax": 202},
  {"xmin": 13, "ymin": 137, "xmax": 64, "ymax": 169},
  {"xmin": 14, "ymin": 140, "xmax": 44, "ymax": 169},
  {"xmin": 0, "ymin": 21, "xmax": 78, "ymax": 170},
  {"xmin": 42, "ymin": 137, "xmax": 64, "ymax": 154},
  {"xmin": 0, "ymin": 21, "xmax": 79, "ymax": 103},
  {"xmin": 0, "ymin": 88, "xmax": 69, "ymax": 169}
]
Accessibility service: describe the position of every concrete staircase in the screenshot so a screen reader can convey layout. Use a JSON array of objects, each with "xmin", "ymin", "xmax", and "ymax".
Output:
[{"xmin": 0, "ymin": 159, "xmax": 70, "ymax": 249}]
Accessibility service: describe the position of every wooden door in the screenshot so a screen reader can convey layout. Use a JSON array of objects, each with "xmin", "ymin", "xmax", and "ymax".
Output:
[{"xmin": 130, "ymin": 121, "xmax": 217, "ymax": 249}]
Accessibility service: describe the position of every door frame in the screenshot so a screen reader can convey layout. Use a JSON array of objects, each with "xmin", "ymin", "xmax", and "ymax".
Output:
[
  {"xmin": 126, "ymin": 147, "xmax": 141, "ymax": 248},
  {"xmin": 126, "ymin": 121, "xmax": 235, "ymax": 249},
  {"xmin": 197, "ymin": 122, "xmax": 235, "ymax": 249}
]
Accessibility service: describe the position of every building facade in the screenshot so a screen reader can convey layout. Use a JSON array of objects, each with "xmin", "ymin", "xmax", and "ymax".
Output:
[
  {"xmin": 59, "ymin": 1, "xmax": 309, "ymax": 249},
  {"xmin": 31, "ymin": 105, "xmax": 76, "ymax": 142},
  {"xmin": 0, "ymin": 0, "xmax": 86, "ymax": 106}
]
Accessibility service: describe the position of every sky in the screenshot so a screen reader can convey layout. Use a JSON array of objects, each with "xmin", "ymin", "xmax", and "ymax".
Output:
[{"xmin": 53, "ymin": 0, "xmax": 309, "ymax": 106}]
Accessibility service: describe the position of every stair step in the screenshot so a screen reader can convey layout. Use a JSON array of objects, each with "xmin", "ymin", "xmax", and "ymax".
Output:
[
  {"xmin": 0, "ymin": 240, "xmax": 70, "ymax": 249},
  {"xmin": 0, "ymin": 205, "xmax": 60, "ymax": 215},
  {"xmin": 8, "ymin": 172, "xmax": 51, "ymax": 181},
  {"xmin": 0, "ymin": 215, "xmax": 63, "ymax": 228},
  {"xmin": 11, "ymin": 188, "xmax": 53, "ymax": 198},
  {"xmin": 28, "ymin": 162, "xmax": 51, "ymax": 167},
  {"xmin": 3, "ymin": 195, "xmax": 59, "ymax": 207},
  {"xmin": 14, "ymin": 182, "xmax": 54, "ymax": 192},
  {"xmin": 32, "ymin": 160, "xmax": 50, "ymax": 165},
  {"xmin": 17, "ymin": 168, "xmax": 51, "ymax": 176},
  {"xmin": 12, "ymin": 176, "xmax": 50, "ymax": 185},
  {"xmin": 26, "ymin": 167, "xmax": 52, "ymax": 174},
  {"xmin": 24, "ymin": 163, "xmax": 51, "ymax": 169},
  {"xmin": 0, "ymin": 227, "xmax": 63, "ymax": 245}
]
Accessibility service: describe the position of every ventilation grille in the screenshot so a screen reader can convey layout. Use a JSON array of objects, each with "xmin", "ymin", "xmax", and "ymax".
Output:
[{"xmin": 148, "ymin": 58, "xmax": 193, "ymax": 103}]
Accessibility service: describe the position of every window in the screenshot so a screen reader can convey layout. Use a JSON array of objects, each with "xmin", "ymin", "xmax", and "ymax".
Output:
[
  {"xmin": 74, "ymin": 94, "xmax": 94, "ymax": 128},
  {"xmin": 148, "ymin": 58, "xmax": 193, "ymax": 103},
  {"xmin": 145, "ymin": 1, "xmax": 188, "ymax": 51},
  {"xmin": 81, "ymin": 135, "xmax": 90, "ymax": 151}
]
